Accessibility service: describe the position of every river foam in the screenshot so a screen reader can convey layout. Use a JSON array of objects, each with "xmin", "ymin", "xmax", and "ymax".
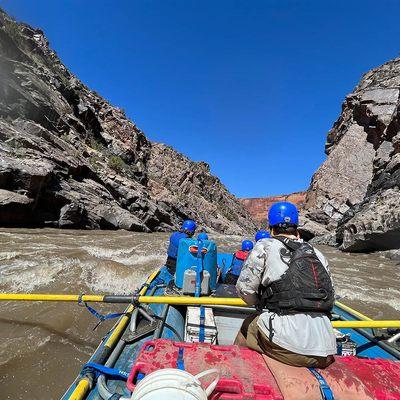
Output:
[{"xmin": 0, "ymin": 229, "xmax": 399, "ymax": 400}]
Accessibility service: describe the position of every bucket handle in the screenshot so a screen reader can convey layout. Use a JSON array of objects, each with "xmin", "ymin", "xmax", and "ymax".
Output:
[{"xmin": 195, "ymin": 368, "xmax": 220, "ymax": 396}]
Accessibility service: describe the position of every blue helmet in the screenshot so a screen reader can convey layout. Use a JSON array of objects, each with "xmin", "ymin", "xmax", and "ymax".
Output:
[
  {"xmin": 197, "ymin": 232, "xmax": 209, "ymax": 240},
  {"xmin": 268, "ymin": 202, "xmax": 299, "ymax": 228},
  {"xmin": 181, "ymin": 219, "xmax": 196, "ymax": 234},
  {"xmin": 255, "ymin": 230, "xmax": 270, "ymax": 242},
  {"xmin": 241, "ymin": 240, "xmax": 254, "ymax": 251}
]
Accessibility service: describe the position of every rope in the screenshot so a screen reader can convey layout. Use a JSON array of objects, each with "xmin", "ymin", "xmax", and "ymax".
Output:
[{"xmin": 78, "ymin": 294, "xmax": 123, "ymax": 331}]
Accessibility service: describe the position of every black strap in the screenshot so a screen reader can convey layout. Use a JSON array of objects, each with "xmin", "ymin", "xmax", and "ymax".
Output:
[
  {"xmin": 264, "ymin": 287, "xmax": 328, "ymax": 300},
  {"xmin": 273, "ymin": 236, "xmax": 303, "ymax": 252}
]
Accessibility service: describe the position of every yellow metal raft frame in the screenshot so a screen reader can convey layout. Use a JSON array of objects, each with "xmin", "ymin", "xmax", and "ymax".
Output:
[
  {"xmin": 1, "ymin": 270, "xmax": 399, "ymax": 399},
  {"xmin": 67, "ymin": 269, "xmax": 160, "ymax": 400}
]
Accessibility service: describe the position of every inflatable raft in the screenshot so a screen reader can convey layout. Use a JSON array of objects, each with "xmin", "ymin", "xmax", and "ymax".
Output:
[{"xmin": 62, "ymin": 242, "xmax": 400, "ymax": 400}]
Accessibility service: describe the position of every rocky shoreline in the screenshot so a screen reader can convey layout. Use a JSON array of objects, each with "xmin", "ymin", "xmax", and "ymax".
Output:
[{"xmin": 0, "ymin": 9, "xmax": 256, "ymax": 235}]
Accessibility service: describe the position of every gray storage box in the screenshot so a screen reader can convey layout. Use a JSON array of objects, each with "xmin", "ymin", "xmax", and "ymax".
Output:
[
  {"xmin": 182, "ymin": 269, "xmax": 210, "ymax": 295},
  {"xmin": 185, "ymin": 306, "xmax": 217, "ymax": 344}
]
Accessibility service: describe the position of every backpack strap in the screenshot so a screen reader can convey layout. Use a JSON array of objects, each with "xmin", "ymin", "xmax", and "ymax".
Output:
[
  {"xmin": 273, "ymin": 236, "xmax": 307, "ymax": 252},
  {"xmin": 229, "ymin": 253, "xmax": 236, "ymax": 268}
]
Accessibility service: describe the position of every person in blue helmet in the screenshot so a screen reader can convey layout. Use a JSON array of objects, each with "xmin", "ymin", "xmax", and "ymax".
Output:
[
  {"xmin": 224, "ymin": 239, "xmax": 254, "ymax": 285},
  {"xmin": 165, "ymin": 220, "xmax": 196, "ymax": 274},
  {"xmin": 197, "ymin": 232, "xmax": 209, "ymax": 240},
  {"xmin": 236, "ymin": 202, "xmax": 336, "ymax": 367},
  {"xmin": 255, "ymin": 230, "xmax": 270, "ymax": 242}
]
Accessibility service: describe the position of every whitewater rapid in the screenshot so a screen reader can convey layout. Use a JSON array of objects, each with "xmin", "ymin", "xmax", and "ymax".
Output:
[{"xmin": 0, "ymin": 228, "xmax": 399, "ymax": 399}]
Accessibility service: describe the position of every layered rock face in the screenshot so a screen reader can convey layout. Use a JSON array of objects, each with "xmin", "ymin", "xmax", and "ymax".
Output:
[
  {"xmin": 148, "ymin": 144, "xmax": 254, "ymax": 234},
  {"xmin": 303, "ymin": 59, "xmax": 400, "ymax": 251},
  {"xmin": 0, "ymin": 10, "xmax": 256, "ymax": 234},
  {"xmin": 240, "ymin": 192, "xmax": 306, "ymax": 228}
]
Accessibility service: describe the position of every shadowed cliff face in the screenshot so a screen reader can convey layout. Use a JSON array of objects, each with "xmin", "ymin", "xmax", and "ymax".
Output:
[
  {"xmin": 0, "ymin": 10, "xmax": 256, "ymax": 234},
  {"xmin": 303, "ymin": 59, "xmax": 400, "ymax": 251}
]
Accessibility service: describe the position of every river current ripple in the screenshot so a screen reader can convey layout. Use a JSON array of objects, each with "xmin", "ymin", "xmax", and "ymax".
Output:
[{"xmin": 0, "ymin": 228, "xmax": 399, "ymax": 399}]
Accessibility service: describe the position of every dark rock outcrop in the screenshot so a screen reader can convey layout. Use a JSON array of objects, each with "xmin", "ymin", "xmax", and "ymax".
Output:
[
  {"xmin": 303, "ymin": 59, "xmax": 400, "ymax": 251},
  {"xmin": 0, "ymin": 10, "xmax": 256, "ymax": 234}
]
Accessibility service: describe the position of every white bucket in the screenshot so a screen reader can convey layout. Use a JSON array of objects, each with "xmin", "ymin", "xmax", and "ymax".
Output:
[{"xmin": 130, "ymin": 368, "xmax": 219, "ymax": 400}]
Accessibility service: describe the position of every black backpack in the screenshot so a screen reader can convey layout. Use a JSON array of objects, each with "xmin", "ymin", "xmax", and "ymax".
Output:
[{"xmin": 260, "ymin": 237, "xmax": 334, "ymax": 315}]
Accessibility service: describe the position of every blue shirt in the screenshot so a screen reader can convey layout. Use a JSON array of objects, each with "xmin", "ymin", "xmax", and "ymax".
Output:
[{"xmin": 167, "ymin": 231, "xmax": 188, "ymax": 259}]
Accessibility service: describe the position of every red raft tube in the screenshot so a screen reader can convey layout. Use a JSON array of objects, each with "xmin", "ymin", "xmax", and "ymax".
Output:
[{"xmin": 126, "ymin": 338, "xmax": 400, "ymax": 400}]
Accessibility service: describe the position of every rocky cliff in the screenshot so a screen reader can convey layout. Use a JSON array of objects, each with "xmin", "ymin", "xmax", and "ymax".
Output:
[
  {"xmin": 303, "ymin": 59, "xmax": 400, "ymax": 251},
  {"xmin": 0, "ymin": 10, "xmax": 256, "ymax": 234},
  {"xmin": 240, "ymin": 192, "xmax": 306, "ymax": 228}
]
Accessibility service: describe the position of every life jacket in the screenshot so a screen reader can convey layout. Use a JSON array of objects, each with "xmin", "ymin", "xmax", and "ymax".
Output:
[
  {"xmin": 260, "ymin": 237, "xmax": 334, "ymax": 315},
  {"xmin": 230, "ymin": 250, "xmax": 249, "ymax": 276}
]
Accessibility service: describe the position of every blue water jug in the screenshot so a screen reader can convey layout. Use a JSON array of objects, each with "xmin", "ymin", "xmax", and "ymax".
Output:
[{"xmin": 175, "ymin": 238, "xmax": 218, "ymax": 291}]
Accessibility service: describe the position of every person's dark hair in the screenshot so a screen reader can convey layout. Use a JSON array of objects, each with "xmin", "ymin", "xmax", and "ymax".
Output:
[
  {"xmin": 271, "ymin": 224, "xmax": 298, "ymax": 236},
  {"xmin": 180, "ymin": 228, "xmax": 194, "ymax": 237}
]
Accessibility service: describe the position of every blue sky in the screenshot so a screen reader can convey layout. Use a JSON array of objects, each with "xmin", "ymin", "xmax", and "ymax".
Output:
[{"xmin": 2, "ymin": 1, "xmax": 400, "ymax": 198}]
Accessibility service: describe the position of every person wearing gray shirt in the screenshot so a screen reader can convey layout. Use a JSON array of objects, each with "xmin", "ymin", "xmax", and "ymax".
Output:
[{"xmin": 235, "ymin": 202, "xmax": 336, "ymax": 368}]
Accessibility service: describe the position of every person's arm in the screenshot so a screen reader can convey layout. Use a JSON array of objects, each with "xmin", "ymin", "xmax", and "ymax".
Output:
[
  {"xmin": 170, "ymin": 232, "xmax": 179, "ymax": 247},
  {"xmin": 236, "ymin": 242, "xmax": 269, "ymax": 306}
]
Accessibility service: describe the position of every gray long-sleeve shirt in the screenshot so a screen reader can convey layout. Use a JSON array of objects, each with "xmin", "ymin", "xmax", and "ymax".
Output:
[{"xmin": 236, "ymin": 236, "xmax": 336, "ymax": 357}]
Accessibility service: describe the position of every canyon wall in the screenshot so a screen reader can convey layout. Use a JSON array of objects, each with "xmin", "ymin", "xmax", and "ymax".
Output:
[
  {"xmin": 302, "ymin": 59, "xmax": 400, "ymax": 251},
  {"xmin": 0, "ymin": 10, "xmax": 256, "ymax": 234},
  {"xmin": 240, "ymin": 192, "xmax": 306, "ymax": 228}
]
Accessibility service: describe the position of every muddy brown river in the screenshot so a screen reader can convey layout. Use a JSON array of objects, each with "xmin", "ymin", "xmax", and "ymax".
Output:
[{"xmin": 0, "ymin": 228, "xmax": 399, "ymax": 399}]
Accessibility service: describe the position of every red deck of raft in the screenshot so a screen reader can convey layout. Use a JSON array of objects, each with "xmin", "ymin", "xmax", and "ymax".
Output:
[{"xmin": 127, "ymin": 338, "xmax": 400, "ymax": 399}]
